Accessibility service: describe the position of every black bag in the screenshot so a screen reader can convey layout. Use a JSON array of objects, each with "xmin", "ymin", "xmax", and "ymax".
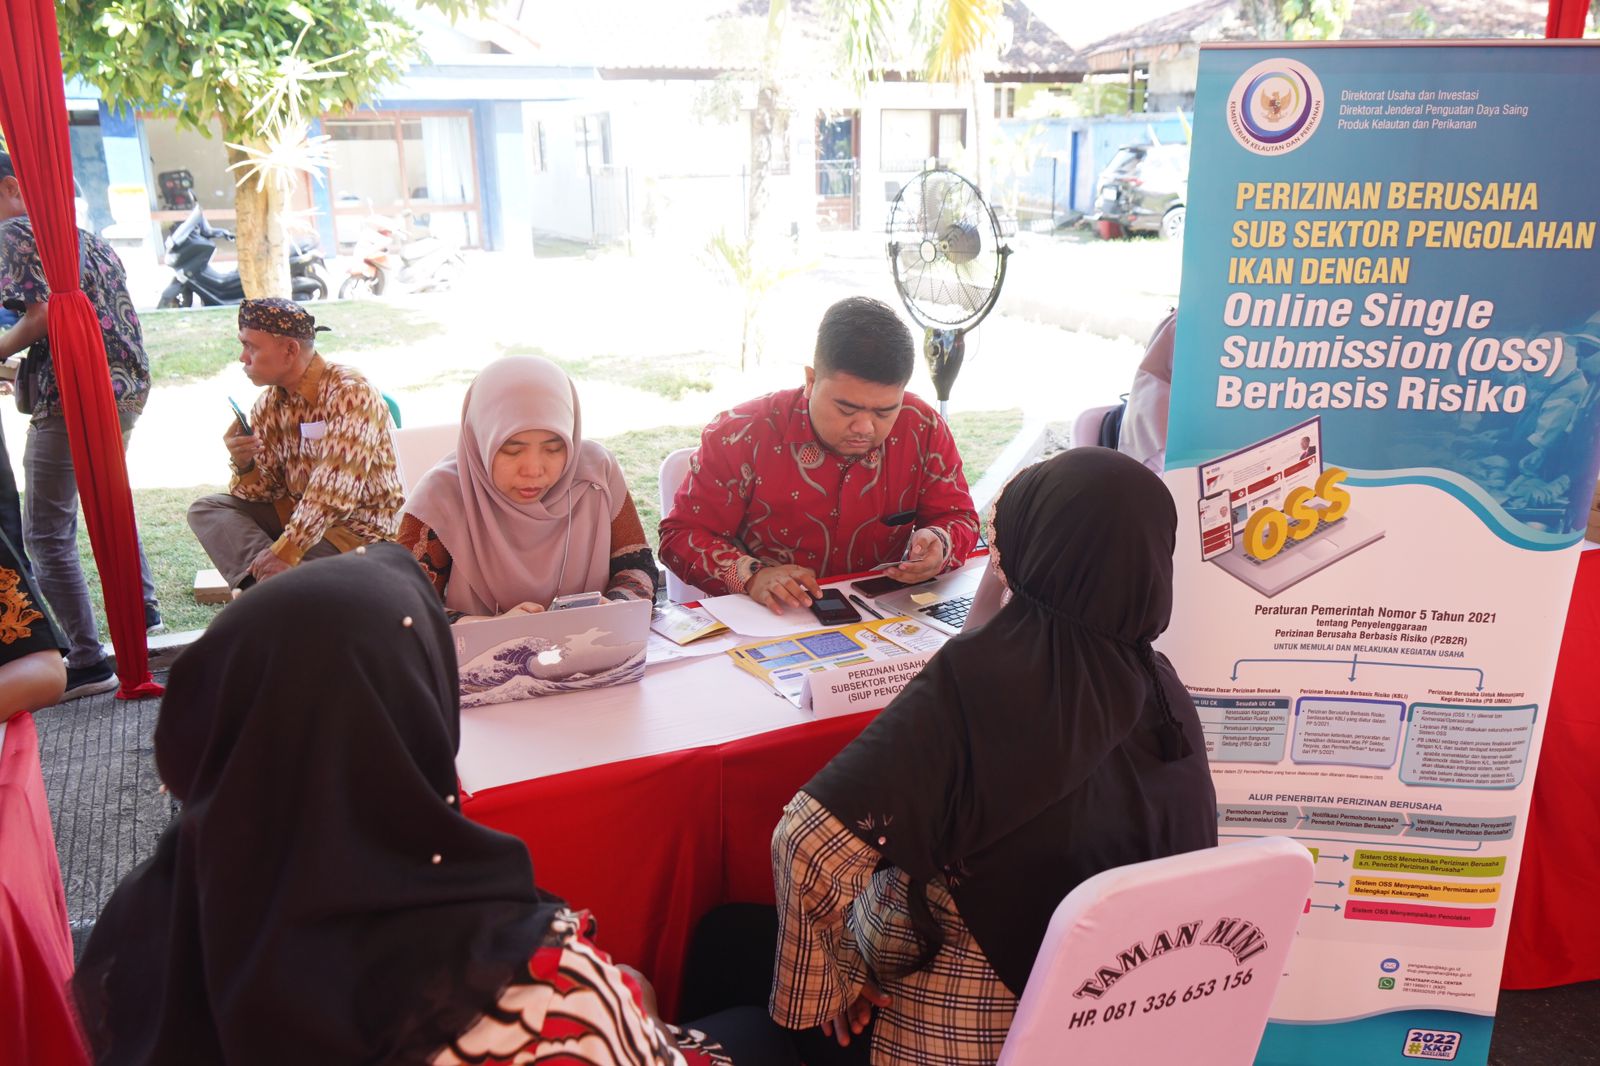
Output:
[
  {"xmin": 3, "ymin": 298, "xmax": 37, "ymax": 416},
  {"xmin": 12, "ymin": 350, "xmax": 39, "ymax": 416}
]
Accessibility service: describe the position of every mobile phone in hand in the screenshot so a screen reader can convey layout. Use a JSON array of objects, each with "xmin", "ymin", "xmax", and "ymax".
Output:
[
  {"xmin": 809, "ymin": 588, "xmax": 862, "ymax": 626},
  {"xmin": 852, "ymin": 573, "xmax": 932, "ymax": 598},
  {"xmin": 228, "ymin": 396, "xmax": 252, "ymax": 435}
]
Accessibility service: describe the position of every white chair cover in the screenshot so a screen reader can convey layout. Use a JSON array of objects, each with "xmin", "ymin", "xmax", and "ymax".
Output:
[
  {"xmin": 658, "ymin": 446, "xmax": 707, "ymax": 603},
  {"xmin": 998, "ymin": 837, "xmax": 1313, "ymax": 1066}
]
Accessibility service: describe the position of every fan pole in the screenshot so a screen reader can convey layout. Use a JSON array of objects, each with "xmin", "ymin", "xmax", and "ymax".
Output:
[{"xmin": 924, "ymin": 328, "xmax": 965, "ymax": 420}]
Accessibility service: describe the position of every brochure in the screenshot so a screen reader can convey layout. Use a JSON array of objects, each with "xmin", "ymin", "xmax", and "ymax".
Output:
[{"xmin": 728, "ymin": 616, "xmax": 945, "ymax": 707}]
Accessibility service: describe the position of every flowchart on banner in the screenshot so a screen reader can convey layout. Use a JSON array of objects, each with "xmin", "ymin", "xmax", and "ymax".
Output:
[
  {"xmin": 1228, "ymin": 653, "xmax": 1485, "ymax": 690},
  {"xmin": 1219, "ymin": 801, "xmax": 1511, "ymax": 931},
  {"xmin": 1193, "ymin": 694, "xmax": 1539, "ymax": 789}
]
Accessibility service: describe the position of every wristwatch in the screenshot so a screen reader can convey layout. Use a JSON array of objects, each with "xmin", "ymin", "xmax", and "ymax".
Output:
[{"xmin": 229, "ymin": 458, "xmax": 256, "ymax": 476}]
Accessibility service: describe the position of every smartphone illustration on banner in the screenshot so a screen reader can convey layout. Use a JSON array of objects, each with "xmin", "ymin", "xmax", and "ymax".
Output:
[{"xmin": 1199, "ymin": 491, "xmax": 1233, "ymax": 561}]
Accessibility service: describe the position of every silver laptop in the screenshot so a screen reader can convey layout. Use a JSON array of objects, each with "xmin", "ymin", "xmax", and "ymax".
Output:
[
  {"xmin": 1200, "ymin": 416, "xmax": 1385, "ymax": 599},
  {"xmin": 454, "ymin": 599, "xmax": 650, "ymax": 708},
  {"xmin": 868, "ymin": 565, "xmax": 987, "ymax": 636}
]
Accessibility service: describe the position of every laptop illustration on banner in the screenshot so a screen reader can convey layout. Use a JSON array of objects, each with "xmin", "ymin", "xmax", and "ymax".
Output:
[
  {"xmin": 453, "ymin": 598, "xmax": 650, "ymax": 708},
  {"xmin": 1197, "ymin": 416, "xmax": 1384, "ymax": 598}
]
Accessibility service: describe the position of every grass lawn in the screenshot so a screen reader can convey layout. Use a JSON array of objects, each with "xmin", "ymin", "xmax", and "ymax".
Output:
[
  {"xmin": 141, "ymin": 302, "xmax": 447, "ymax": 386},
  {"xmin": 76, "ymin": 408, "xmax": 1022, "ymax": 637},
  {"xmin": 141, "ymin": 301, "xmax": 724, "ymax": 401}
]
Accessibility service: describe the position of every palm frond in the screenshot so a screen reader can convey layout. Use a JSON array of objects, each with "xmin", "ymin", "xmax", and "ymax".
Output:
[
  {"xmin": 824, "ymin": 0, "xmax": 901, "ymax": 93},
  {"xmin": 927, "ymin": 0, "xmax": 1002, "ymax": 83}
]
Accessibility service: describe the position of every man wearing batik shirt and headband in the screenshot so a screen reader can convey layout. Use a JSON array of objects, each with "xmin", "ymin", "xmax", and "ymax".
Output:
[
  {"xmin": 659, "ymin": 296, "xmax": 979, "ymax": 613},
  {"xmin": 188, "ymin": 299, "xmax": 403, "ymax": 590}
]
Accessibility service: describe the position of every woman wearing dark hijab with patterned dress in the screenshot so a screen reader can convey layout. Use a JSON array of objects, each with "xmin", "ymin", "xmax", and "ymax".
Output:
[
  {"xmin": 71, "ymin": 543, "xmax": 743, "ymax": 1065},
  {"xmin": 769, "ymin": 447, "xmax": 1219, "ymax": 1065}
]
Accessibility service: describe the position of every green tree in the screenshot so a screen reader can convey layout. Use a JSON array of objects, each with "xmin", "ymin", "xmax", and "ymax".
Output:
[
  {"xmin": 58, "ymin": 0, "xmax": 486, "ymax": 298},
  {"xmin": 822, "ymin": 0, "xmax": 1004, "ymax": 190},
  {"xmin": 1240, "ymin": 0, "xmax": 1353, "ymax": 40}
]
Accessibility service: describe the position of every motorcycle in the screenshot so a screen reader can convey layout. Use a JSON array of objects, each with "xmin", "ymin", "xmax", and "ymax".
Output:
[
  {"xmin": 157, "ymin": 207, "xmax": 329, "ymax": 308},
  {"xmin": 338, "ymin": 212, "xmax": 464, "ymax": 299}
]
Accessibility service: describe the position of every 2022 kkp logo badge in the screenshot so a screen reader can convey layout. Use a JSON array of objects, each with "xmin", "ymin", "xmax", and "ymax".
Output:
[{"xmin": 1227, "ymin": 59, "xmax": 1325, "ymax": 154}]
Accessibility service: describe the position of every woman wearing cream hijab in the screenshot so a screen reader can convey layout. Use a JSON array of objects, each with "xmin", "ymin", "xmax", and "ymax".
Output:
[{"xmin": 399, "ymin": 356, "xmax": 657, "ymax": 622}]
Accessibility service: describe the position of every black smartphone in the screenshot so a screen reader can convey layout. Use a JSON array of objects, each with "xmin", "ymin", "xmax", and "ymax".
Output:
[
  {"xmin": 809, "ymin": 588, "xmax": 862, "ymax": 626},
  {"xmin": 851, "ymin": 573, "xmax": 933, "ymax": 598},
  {"xmin": 228, "ymin": 396, "xmax": 252, "ymax": 435}
]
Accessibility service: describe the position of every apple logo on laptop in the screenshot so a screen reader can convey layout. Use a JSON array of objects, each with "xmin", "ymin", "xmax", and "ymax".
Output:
[{"xmin": 538, "ymin": 648, "xmax": 564, "ymax": 667}]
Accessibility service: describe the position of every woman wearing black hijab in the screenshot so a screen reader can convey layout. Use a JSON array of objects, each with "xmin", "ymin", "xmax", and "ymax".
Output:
[
  {"xmin": 769, "ymin": 448, "xmax": 1218, "ymax": 1065},
  {"xmin": 72, "ymin": 543, "xmax": 723, "ymax": 1065}
]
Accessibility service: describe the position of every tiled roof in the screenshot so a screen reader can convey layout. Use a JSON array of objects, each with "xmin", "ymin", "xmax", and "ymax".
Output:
[
  {"xmin": 493, "ymin": 0, "xmax": 1080, "ymax": 78},
  {"xmin": 1081, "ymin": 0, "xmax": 1547, "ymax": 60}
]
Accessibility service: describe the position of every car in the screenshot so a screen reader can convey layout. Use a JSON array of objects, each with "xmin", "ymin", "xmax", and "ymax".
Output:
[{"xmin": 1091, "ymin": 142, "xmax": 1189, "ymax": 240}]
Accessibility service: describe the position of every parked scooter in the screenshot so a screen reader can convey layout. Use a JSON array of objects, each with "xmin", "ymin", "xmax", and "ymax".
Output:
[
  {"xmin": 338, "ymin": 212, "xmax": 464, "ymax": 299},
  {"xmin": 157, "ymin": 206, "xmax": 329, "ymax": 308}
]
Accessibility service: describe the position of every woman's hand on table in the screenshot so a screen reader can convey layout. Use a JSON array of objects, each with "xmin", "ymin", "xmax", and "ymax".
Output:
[
  {"xmin": 821, "ymin": 978, "xmax": 891, "ymax": 1047},
  {"xmin": 452, "ymin": 602, "xmax": 545, "ymax": 626}
]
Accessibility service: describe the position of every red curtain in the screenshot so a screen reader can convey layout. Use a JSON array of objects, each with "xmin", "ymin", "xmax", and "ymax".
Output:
[
  {"xmin": 0, "ymin": 0, "xmax": 160, "ymax": 697},
  {"xmin": 1547, "ymin": 0, "xmax": 1592, "ymax": 37}
]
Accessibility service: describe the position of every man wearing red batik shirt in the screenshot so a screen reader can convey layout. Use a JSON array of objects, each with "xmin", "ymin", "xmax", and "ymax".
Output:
[{"xmin": 660, "ymin": 296, "xmax": 979, "ymax": 613}]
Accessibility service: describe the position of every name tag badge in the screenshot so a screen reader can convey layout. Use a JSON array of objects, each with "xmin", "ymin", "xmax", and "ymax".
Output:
[{"xmin": 300, "ymin": 420, "xmax": 328, "ymax": 440}]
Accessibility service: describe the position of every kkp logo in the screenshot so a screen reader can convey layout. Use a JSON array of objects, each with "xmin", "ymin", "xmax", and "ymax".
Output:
[
  {"xmin": 1402, "ymin": 1029, "xmax": 1462, "ymax": 1060},
  {"xmin": 1227, "ymin": 59, "xmax": 1324, "ymax": 155}
]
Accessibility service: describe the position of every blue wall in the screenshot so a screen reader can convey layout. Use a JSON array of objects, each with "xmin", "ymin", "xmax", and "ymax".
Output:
[{"xmin": 996, "ymin": 113, "xmax": 1192, "ymax": 221}]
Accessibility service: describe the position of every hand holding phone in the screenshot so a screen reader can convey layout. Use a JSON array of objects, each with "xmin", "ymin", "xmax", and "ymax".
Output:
[
  {"xmin": 809, "ymin": 588, "xmax": 863, "ymax": 626},
  {"xmin": 228, "ymin": 396, "xmax": 252, "ymax": 435},
  {"xmin": 749, "ymin": 564, "xmax": 823, "ymax": 615},
  {"xmin": 852, "ymin": 573, "xmax": 933, "ymax": 598}
]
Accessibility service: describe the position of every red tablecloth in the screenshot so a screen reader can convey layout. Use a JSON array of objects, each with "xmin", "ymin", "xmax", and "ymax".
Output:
[
  {"xmin": 1502, "ymin": 549, "xmax": 1600, "ymax": 989},
  {"xmin": 462, "ymin": 710, "xmax": 877, "ymax": 1019},
  {"xmin": 0, "ymin": 713, "xmax": 89, "ymax": 1064}
]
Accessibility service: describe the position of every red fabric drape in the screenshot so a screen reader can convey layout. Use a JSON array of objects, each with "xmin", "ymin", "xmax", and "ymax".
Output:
[
  {"xmin": 1547, "ymin": 0, "xmax": 1591, "ymax": 37},
  {"xmin": 0, "ymin": 0, "xmax": 160, "ymax": 697},
  {"xmin": 1501, "ymin": 550, "xmax": 1600, "ymax": 989},
  {"xmin": 0, "ymin": 714, "xmax": 91, "ymax": 1064}
]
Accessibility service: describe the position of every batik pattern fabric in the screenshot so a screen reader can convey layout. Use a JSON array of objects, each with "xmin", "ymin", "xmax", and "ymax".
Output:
[
  {"xmin": 435, "ymin": 909, "xmax": 729, "ymax": 1066},
  {"xmin": 0, "ymin": 217, "xmax": 150, "ymax": 419},
  {"xmin": 238, "ymin": 297, "xmax": 328, "ymax": 339},
  {"xmin": 770, "ymin": 792, "xmax": 1016, "ymax": 1066},
  {"xmin": 229, "ymin": 355, "xmax": 404, "ymax": 564},
  {"xmin": 396, "ymin": 491, "xmax": 658, "ymax": 612},
  {"xmin": 0, "ymin": 530, "xmax": 63, "ymax": 662},
  {"xmin": 658, "ymin": 388, "xmax": 978, "ymax": 595}
]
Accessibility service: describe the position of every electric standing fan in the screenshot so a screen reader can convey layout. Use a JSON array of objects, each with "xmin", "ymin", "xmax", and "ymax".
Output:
[{"xmin": 885, "ymin": 169, "xmax": 1011, "ymax": 416}]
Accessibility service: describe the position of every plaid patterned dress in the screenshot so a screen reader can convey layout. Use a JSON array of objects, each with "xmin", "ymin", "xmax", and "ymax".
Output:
[{"xmin": 771, "ymin": 791, "xmax": 1017, "ymax": 1065}]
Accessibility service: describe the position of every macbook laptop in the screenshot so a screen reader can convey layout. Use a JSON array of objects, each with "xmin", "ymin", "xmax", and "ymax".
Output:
[
  {"xmin": 454, "ymin": 598, "xmax": 651, "ymax": 708},
  {"xmin": 867, "ymin": 564, "xmax": 991, "ymax": 636}
]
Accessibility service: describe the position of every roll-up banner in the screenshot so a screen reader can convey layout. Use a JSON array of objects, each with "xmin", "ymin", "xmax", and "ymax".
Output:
[{"xmin": 1163, "ymin": 41, "xmax": 1600, "ymax": 1066}]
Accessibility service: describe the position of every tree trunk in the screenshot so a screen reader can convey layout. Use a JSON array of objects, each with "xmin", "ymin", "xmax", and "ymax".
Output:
[
  {"xmin": 969, "ymin": 53, "xmax": 987, "ymax": 194},
  {"xmin": 228, "ymin": 140, "xmax": 292, "ymax": 300},
  {"xmin": 747, "ymin": 0, "xmax": 789, "ymax": 245}
]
